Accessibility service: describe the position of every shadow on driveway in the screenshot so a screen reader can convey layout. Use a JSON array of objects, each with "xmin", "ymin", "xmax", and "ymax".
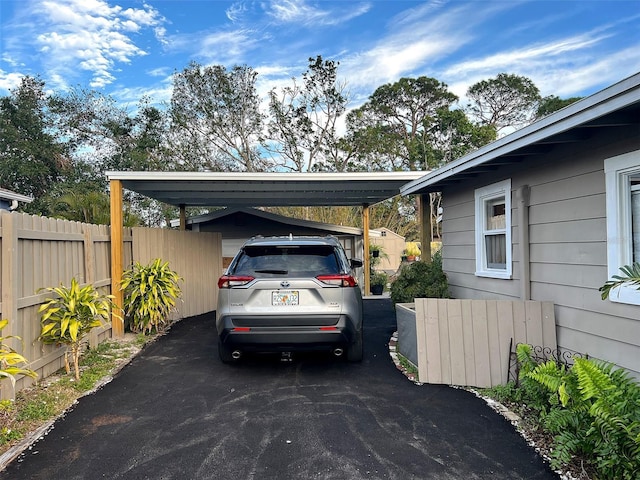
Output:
[{"xmin": 1, "ymin": 298, "xmax": 558, "ymax": 480}]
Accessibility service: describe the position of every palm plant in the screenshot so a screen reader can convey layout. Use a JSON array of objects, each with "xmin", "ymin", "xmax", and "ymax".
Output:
[
  {"xmin": 599, "ymin": 262, "xmax": 640, "ymax": 300},
  {"xmin": 39, "ymin": 278, "xmax": 116, "ymax": 380}
]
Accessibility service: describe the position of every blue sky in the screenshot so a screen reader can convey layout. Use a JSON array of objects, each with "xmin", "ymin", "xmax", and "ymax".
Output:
[{"xmin": 1, "ymin": 0, "xmax": 639, "ymax": 110}]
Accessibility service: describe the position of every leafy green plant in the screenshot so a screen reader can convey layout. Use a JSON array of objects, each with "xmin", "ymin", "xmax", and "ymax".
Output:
[
  {"xmin": 371, "ymin": 271, "xmax": 388, "ymax": 287},
  {"xmin": 599, "ymin": 262, "xmax": 640, "ymax": 299},
  {"xmin": 121, "ymin": 258, "xmax": 182, "ymax": 334},
  {"xmin": 38, "ymin": 278, "xmax": 116, "ymax": 380},
  {"xmin": 390, "ymin": 251, "xmax": 448, "ymax": 303},
  {"xmin": 524, "ymin": 353, "xmax": 640, "ymax": 478},
  {"xmin": 486, "ymin": 344, "xmax": 640, "ymax": 478},
  {"xmin": 0, "ymin": 319, "xmax": 37, "ymax": 387},
  {"xmin": 369, "ymin": 244, "xmax": 388, "ymax": 273}
]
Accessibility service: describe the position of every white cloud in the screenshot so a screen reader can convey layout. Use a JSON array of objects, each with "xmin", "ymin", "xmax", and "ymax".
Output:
[
  {"xmin": 443, "ymin": 33, "xmax": 610, "ymax": 79},
  {"xmin": 339, "ymin": 3, "xmax": 486, "ymax": 93},
  {"xmin": 265, "ymin": 0, "xmax": 371, "ymax": 26},
  {"xmin": 0, "ymin": 69, "xmax": 28, "ymax": 92},
  {"xmin": 226, "ymin": 2, "xmax": 247, "ymax": 22},
  {"xmin": 4, "ymin": 0, "xmax": 165, "ymax": 90},
  {"xmin": 442, "ymin": 28, "xmax": 640, "ymax": 101}
]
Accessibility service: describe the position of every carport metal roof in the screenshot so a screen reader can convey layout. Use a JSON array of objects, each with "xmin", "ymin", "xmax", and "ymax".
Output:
[{"xmin": 106, "ymin": 171, "xmax": 425, "ymax": 207}]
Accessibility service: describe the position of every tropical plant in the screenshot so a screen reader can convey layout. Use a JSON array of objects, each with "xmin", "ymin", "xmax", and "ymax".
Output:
[
  {"xmin": 599, "ymin": 262, "xmax": 640, "ymax": 300},
  {"xmin": 390, "ymin": 251, "xmax": 448, "ymax": 303},
  {"xmin": 369, "ymin": 243, "xmax": 388, "ymax": 275},
  {"xmin": 121, "ymin": 259, "xmax": 183, "ymax": 334},
  {"xmin": 0, "ymin": 319, "xmax": 37, "ymax": 388},
  {"xmin": 38, "ymin": 278, "xmax": 116, "ymax": 380}
]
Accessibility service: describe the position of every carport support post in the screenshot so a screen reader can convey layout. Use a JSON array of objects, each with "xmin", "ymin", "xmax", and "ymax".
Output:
[
  {"xmin": 110, "ymin": 179, "xmax": 125, "ymax": 338},
  {"xmin": 419, "ymin": 194, "xmax": 432, "ymax": 263},
  {"xmin": 363, "ymin": 203, "xmax": 370, "ymax": 294},
  {"xmin": 179, "ymin": 204, "xmax": 186, "ymax": 230}
]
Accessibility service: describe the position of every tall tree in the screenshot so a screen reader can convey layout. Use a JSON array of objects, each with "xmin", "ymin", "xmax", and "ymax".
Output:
[
  {"xmin": 535, "ymin": 95, "xmax": 582, "ymax": 119},
  {"xmin": 0, "ymin": 76, "xmax": 69, "ymax": 213},
  {"xmin": 346, "ymin": 77, "xmax": 459, "ymax": 171},
  {"xmin": 466, "ymin": 73, "xmax": 541, "ymax": 133},
  {"xmin": 268, "ymin": 56, "xmax": 348, "ymax": 172},
  {"xmin": 170, "ymin": 62, "xmax": 266, "ymax": 172}
]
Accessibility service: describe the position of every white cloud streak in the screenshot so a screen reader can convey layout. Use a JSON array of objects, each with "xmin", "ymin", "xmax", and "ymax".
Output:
[{"xmin": 265, "ymin": 0, "xmax": 371, "ymax": 26}]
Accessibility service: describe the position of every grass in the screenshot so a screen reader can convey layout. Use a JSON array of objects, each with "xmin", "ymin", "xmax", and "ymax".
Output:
[
  {"xmin": 397, "ymin": 353, "xmax": 419, "ymax": 381},
  {"xmin": 0, "ymin": 333, "xmax": 149, "ymax": 458}
]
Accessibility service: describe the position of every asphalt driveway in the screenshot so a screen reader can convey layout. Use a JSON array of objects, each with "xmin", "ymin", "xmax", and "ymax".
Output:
[{"xmin": 1, "ymin": 298, "xmax": 558, "ymax": 480}]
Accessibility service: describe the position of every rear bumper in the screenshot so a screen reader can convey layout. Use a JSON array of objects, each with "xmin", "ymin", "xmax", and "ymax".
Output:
[{"xmin": 217, "ymin": 314, "xmax": 359, "ymax": 352}]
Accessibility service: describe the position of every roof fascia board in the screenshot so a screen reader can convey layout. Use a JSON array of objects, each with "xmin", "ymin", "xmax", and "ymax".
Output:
[
  {"xmin": 106, "ymin": 171, "xmax": 425, "ymax": 182},
  {"xmin": 401, "ymin": 72, "xmax": 640, "ymax": 195},
  {"xmin": 0, "ymin": 188, "xmax": 33, "ymax": 203}
]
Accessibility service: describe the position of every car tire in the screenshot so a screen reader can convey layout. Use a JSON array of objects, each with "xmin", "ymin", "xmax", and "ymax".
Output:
[
  {"xmin": 218, "ymin": 338, "xmax": 235, "ymax": 364},
  {"xmin": 347, "ymin": 329, "xmax": 363, "ymax": 362}
]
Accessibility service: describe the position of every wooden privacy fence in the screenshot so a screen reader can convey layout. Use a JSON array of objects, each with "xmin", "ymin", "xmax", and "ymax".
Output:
[
  {"xmin": 0, "ymin": 211, "xmax": 223, "ymax": 400},
  {"xmin": 131, "ymin": 227, "xmax": 222, "ymax": 319},
  {"xmin": 414, "ymin": 298, "xmax": 557, "ymax": 388},
  {"xmin": 0, "ymin": 211, "xmax": 132, "ymax": 399}
]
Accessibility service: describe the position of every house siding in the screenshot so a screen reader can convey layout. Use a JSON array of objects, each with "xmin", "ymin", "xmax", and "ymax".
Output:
[{"xmin": 441, "ymin": 125, "xmax": 640, "ymax": 377}]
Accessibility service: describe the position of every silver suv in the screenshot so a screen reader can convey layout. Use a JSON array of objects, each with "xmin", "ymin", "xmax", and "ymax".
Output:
[{"xmin": 216, "ymin": 235, "xmax": 364, "ymax": 363}]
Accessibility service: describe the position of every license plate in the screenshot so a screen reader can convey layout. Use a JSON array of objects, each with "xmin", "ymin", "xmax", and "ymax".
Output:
[{"xmin": 272, "ymin": 290, "xmax": 299, "ymax": 306}]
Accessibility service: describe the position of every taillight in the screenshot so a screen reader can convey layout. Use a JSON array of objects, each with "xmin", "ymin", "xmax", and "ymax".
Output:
[
  {"xmin": 217, "ymin": 275, "xmax": 255, "ymax": 288},
  {"xmin": 316, "ymin": 274, "xmax": 358, "ymax": 287}
]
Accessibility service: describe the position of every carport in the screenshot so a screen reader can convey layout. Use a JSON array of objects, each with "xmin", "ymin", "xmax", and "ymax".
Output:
[{"xmin": 107, "ymin": 171, "xmax": 426, "ymax": 336}]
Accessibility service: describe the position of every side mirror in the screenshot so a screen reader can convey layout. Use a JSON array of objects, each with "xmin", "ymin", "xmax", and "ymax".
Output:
[{"xmin": 350, "ymin": 259, "xmax": 363, "ymax": 269}]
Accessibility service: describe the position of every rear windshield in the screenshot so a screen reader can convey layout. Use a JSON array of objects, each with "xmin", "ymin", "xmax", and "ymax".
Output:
[{"xmin": 232, "ymin": 245, "xmax": 341, "ymax": 277}]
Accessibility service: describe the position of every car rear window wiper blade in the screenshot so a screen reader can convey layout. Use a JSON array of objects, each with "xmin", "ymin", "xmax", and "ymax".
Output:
[{"xmin": 254, "ymin": 269, "xmax": 289, "ymax": 274}]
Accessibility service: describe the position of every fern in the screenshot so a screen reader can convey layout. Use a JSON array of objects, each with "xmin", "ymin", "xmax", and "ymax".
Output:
[
  {"xmin": 528, "ymin": 360, "xmax": 564, "ymax": 391},
  {"xmin": 520, "ymin": 353, "xmax": 640, "ymax": 479},
  {"xmin": 573, "ymin": 358, "xmax": 614, "ymax": 400}
]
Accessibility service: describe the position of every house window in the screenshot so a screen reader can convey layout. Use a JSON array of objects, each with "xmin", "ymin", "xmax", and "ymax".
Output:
[
  {"xmin": 605, "ymin": 150, "xmax": 640, "ymax": 305},
  {"xmin": 475, "ymin": 179, "xmax": 512, "ymax": 279},
  {"xmin": 339, "ymin": 237, "xmax": 354, "ymax": 259}
]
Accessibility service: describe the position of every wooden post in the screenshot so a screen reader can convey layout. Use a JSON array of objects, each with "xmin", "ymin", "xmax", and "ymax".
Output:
[
  {"xmin": 419, "ymin": 194, "xmax": 432, "ymax": 263},
  {"xmin": 110, "ymin": 179, "xmax": 124, "ymax": 337},
  {"xmin": 363, "ymin": 204, "xmax": 370, "ymax": 295},
  {"xmin": 179, "ymin": 204, "xmax": 186, "ymax": 230}
]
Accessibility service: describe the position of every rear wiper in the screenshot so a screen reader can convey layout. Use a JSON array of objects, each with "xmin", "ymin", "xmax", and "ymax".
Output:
[{"xmin": 254, "ymin": 269, "xmax": 289, "ymax": 274}]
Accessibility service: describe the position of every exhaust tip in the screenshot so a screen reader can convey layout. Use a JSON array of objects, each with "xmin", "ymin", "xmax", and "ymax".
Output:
[
  {"xmin": 333, "ymin": 348, "xmax": 344, "ymax": 357},
  {"xmin": 232, "ymin": 350, "xmax": 242, "ymax": 360}
]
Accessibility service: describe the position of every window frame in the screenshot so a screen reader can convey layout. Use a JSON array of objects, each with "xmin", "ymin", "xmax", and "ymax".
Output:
[
  {"xmin": 474, "ymin": 179, "xmax": 512, "ymax": 279},
  {"xmin": 604, "ymin": 150, "xmax": 640, "ymax": 305}
]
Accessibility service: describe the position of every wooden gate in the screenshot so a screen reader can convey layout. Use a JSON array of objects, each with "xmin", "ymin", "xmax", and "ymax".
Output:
[{"xmin": 414, "ymin": 299, "xmax": 556, "ymax": 388}]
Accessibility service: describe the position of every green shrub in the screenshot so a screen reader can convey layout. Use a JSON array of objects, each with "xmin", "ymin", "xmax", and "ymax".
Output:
[
  {"xmin": 371, "ymin": 271, "xmax": 388, "ymax": 287},
  {"xmin": 121, "ymin": 259, "xmax": 182, "ymax": 334},
  {"xmin": 390, "ymin": 251, "xmax": 448, "ymax": 303},
  {"xmin": 515, "ymin": 344, "xmax": 640, "ymax": 479}
]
